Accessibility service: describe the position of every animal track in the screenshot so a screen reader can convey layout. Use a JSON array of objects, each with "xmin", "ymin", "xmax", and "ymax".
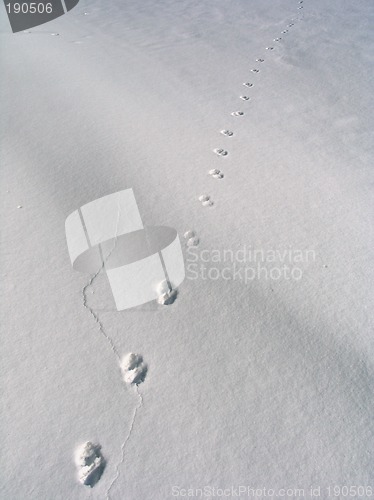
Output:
[
  {"xmin": 209, "ymin": 169, "xmax": 224, "ymax": 180},
  {"xmin": 198, "ymin": 194, "xmax": 214, "ymax": 207},
  {"xmin": 121, "ymin": 353, "xmax": 147, "ymax": 384},
  {"xmin": 75, "ymin": 442, "xmax": 105, "ymax": 487},
  {"xmin": 158, "ymin": 289, "xmax": 177, "ymax": 304},
  {"xmin": 209, "ymin": 168, "xmax": 219, "ymax": 175},
  {"xmin": 184, "ymin": 230, "xmax": 195, "ymax": 240},
  {"xmin": 156, "ymin": 280, "xmax": 178, "ymax": 304},
  {"xmin": 221, "ymin": 129, "xmax": 234, "ymax": 137},
  {"xmin": 75, "ymin": 199, "xmax": 146, "ymax": 498},
  {"xmin": 186, "ymin": 236, "xmax": 200, "ymax": 247},
  {"xmin": 195, "ymin": 1, "xmax": 304, "ymax": 221},
  {"xmin": 184, "ymin": 230, "xmax": 199, "ymax": 247},
  {"xmin": 213, "ymin": 148, "xmax": 228, "ymax": 156}
]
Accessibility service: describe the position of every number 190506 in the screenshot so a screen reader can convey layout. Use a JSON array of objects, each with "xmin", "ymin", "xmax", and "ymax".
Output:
[
  {"xmin": 327, "ymin": 485, "xmax": 373, "ymax": 497},
  {"xmin": 6, "ymin": 2, "xmax": 53, "ymax": 14}
]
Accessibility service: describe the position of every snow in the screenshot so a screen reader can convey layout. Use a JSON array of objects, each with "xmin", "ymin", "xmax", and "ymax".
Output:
[
  {"xmin": 75, "ymin": 442, "xmax": 105, "ymax": 487},
  {"xmin": 157, "ymin": 289, "xmax": 178, "ymax": 306},
  {"xmin": 121, "ymin": 353, "xmax": 147, "ymax": 385},
  {"xmin": 1, "ymin": 0, "xmax": 374, "ymax": 498}
]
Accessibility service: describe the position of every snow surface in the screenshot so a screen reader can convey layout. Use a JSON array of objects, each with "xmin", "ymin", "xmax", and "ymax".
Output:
[
  {"xmin": 121, "ymin": 353, "xmax": 147, "ymax": 385},
  {"xmin": 1, "ymin": 0, "xmax": 374, "ymax": 499},
  {"xmin": 75, "ymin": 441, "xmax": 105, "ymax": 487}
]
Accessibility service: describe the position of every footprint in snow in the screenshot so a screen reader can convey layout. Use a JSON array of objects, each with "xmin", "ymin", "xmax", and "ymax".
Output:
[
  {"xmin": 157, "ymin": 280, "xmax": 178, "ymax": 305},
  {"xmin": 121, "ymin": 353, "xmax": 147, "ymax": 384},
  {"xmin": 243, "ymin": 82, "xmax": 253, "ymax": 87},
  {"xmin": 213, "ymin": 148, "xmax": 228, "ymax": 156},
  {"xmin": 274, "ymin": 38, "xmax": 282, "ymax": 42},
  {"xmin": 186, "ymin": 236, "xmax": 200, "ymax": 247},
  {"xmin": 221, "ymin": 129, "xmax": 234, "ymax": 137},
  {"xmin": 184, "ymin": 230, "xmax": 195, "ymax": 240},
  {"xmin": 281, "ymin": 30, "xmax": 288, "ymax": 34},
  {"xmin": 256, "ymin": 58, "xmax": 264, "ymax": 62},
  {"xmin": 231, "ymin": 111, "xmax": 244, "ymax": 116},
  {"xmin": 251, "ymin": 68, "xmax": 260, "ymax": 73},
  {"xmin": 184, "ymin": 230, "xmax": 199, "ymax": 247},
  {"xmin": 209, "ymin": 169, "xmax": 224, "ymax": 180},
  {"xmin": 75, "ymin": 442, "xmax": 105, "ymax": 487},
  {"xmin": 239, "ymin": 95, "xmax": 250, "ymax": 101},
  {"xmin": 198, "ymin": 194, "xmax": 214, "ymax": 207},
  {"xmin": 265, "ymin": 47, "xmax": 274, "ymax": 50}
]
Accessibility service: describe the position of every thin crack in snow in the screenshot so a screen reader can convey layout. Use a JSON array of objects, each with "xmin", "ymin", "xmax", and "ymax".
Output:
[
  {"xmin": 105, "ymin": 385, "xmax": 143, "ymax": 500},
  {"xmin": 81, "ymin": 201, "xmax": 121, "ymax": 361},
  {"xmin": 81, "ymin": 201, "xmax": 145, "ymax": 495}
]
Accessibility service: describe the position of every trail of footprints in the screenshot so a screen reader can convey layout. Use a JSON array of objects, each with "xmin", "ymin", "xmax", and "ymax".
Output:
[
  {"xmin": 198, "ymin": 0, "xmax": 305, "ymax": 209},
  {"xmin": 73, "ymin": 1, "xmax": 305, "ymax": 493},
  {"xmin": 75, "ymin": 355, "xmax": 147, "ymax": 489},
  {"xmin": 24, "ymin": 10, "xmax": 155, "ymax": 498}
]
